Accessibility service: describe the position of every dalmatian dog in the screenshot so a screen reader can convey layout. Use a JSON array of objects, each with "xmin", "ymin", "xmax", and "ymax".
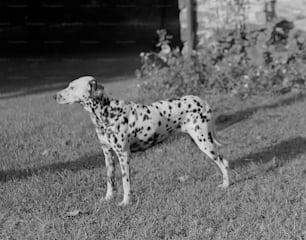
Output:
[{"xmin": 54, "ymin": 76, "xmax": 229, "ymax": 206}]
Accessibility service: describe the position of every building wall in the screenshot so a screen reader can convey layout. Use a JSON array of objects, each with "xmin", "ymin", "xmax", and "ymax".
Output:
[{"xmin": 179, "ymin": 0, "xmax": 306, "ymax": 53}]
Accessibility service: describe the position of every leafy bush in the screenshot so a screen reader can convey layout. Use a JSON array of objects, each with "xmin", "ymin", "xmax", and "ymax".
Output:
[
  {"xmin": 136, "ymin": 49, "xmax": 212, "ymax": 102},
  {"xmin": 137, "ymin": 19, "xmax": 306, "ymax": 102}
]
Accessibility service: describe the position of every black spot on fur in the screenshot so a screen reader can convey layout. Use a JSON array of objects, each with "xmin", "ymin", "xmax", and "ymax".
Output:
[
  {"xmin": 123, "ymin": 117, "xmax": 128, "ymax": 124},
  {"xmin": 102, "ymin": 97, "xmax": 111, "ymax": 106},
  {"xmin": 208, "ymin": 132, "xmax": 213, "ymax": 143},
  {"xmin": 201, "ymin": 116, "xmax": 207, "ymax": 123},
  {"xmin": 109, "ymin": 112, "xmax": 116, "ymax": 119}
]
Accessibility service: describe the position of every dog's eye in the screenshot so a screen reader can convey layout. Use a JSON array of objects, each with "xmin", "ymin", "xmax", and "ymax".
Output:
[{"xmin": 70, "ymin": 86, "xmax": 75, "ymax": 90}]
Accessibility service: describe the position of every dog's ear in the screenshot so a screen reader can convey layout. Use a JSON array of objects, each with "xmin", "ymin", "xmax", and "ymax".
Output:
[{"xmin": 89, "ymin": 78, "xmax": 104, "ymax": 99}]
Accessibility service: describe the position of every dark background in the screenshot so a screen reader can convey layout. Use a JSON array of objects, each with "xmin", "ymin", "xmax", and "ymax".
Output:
[
  {"xmin": 0, "ymin": 0, "xmax": 181, "ymax": 55},
  {"xmin": 0, "ymin": 0, "xmax": 181, "ymax": 96}
]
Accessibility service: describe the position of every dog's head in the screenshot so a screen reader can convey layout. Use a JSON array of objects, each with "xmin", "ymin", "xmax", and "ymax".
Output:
[{"xmin": 54, "ymin": 76, "xmax": 104, "ymax": 104}]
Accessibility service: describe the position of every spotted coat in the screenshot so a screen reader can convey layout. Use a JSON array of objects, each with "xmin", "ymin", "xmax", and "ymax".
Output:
[{"xmin": 55, "ymin": 76, "xmax": 230, "ymax": 206}]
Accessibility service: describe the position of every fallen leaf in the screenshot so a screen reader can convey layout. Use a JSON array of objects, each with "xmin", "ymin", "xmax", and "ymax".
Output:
[
  {"xmin": 256, "ymin": 135, "xmax": 262, "ymax": 141},
  {"xmin": 178, "ymin": 175, "xmax": 190, "ymax": 182},
  {"xmin": 41, "ymin": 149, "xmax": 49, "ymax": 156}
]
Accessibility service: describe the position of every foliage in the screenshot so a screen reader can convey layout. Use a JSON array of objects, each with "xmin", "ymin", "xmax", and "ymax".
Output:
[
  {"xmin": 137, "ymin": 19, "xmax": 306, "ymax": 101},
  {"xmin": 137, "ymin": 50, "xmax": 212, "ymax": 102}
]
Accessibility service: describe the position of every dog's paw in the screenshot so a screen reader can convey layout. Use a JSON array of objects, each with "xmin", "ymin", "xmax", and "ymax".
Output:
[
  {"xmin": 218, "ymin": 182, "xmax": 229, "ymax": 188},
  {"xmin": 118, "ymin": 199, "xmax": 130, "ymax": 207},
  {"xmin": 100, "ymin": 194, "xmax": 114, "ymax": 203}
]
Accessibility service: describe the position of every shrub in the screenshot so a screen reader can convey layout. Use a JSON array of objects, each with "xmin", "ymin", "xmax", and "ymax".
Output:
[{"xmin": 136, "ymin": 20, "xmax": 306, "ymax": 102}]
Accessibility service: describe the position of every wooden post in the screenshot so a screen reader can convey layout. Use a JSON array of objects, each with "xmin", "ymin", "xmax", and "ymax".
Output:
[{"xmin": 186, "ymin": 0, "xmax": 194, "ymax": 57}]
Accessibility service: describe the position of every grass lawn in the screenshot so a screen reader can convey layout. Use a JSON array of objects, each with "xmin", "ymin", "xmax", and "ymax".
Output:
[{"xmin": 0, "ymin": 82, "xmax": 306, "ymax": 239}]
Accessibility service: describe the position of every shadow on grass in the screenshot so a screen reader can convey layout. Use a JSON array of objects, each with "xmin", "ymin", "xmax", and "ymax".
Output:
[
  {"xmin": 0, "ymin": 75, "xmax": 135, "ymax": 100},
  {"xmin": 0, "ymin": 83, "xmax": 67, "ymax": 100},
  {"xmin": 216, "ymin": 92, "xmax": 306, "ymax": 131},
  {"xmin": 0, "ymin": 153, "xmax": 104, "ymax": 183},
  {"xmin": 230, "ymin": 136, "xmax": 306, "ymax": 184}
]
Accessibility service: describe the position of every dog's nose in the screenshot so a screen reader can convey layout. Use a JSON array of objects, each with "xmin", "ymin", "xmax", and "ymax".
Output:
[{"xmin": 53, "ymin": 94, "xmax": 57, "ymax": 100}]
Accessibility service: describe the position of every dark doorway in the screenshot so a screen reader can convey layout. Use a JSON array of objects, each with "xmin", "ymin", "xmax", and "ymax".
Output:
[
  {"xmin": 0, "ymin": 0, "xmax": 180, "ymax": 55},
  {"xmin": 0, "ymin": 1, "xmax": 180, "ymax": 95}
]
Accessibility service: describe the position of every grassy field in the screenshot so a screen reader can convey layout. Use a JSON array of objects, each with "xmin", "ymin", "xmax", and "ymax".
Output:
[{"xmin": 0, "ymin": 81, "xmax": 306, "ymax": 239}]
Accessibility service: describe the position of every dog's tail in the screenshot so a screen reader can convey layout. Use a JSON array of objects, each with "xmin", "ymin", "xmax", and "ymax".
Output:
[{"xmin": 205, "ymin": 102, "xmax": 226, "ymax": 146}]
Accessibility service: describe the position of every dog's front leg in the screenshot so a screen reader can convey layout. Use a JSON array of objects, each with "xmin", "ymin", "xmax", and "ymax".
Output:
[
  {"xmin": 113, "ymin": 149, "xmax": 131, "ymax": 206},
  {"xmin": 101, "ymin": 146, "xmax": 116, "ymax": 202}
]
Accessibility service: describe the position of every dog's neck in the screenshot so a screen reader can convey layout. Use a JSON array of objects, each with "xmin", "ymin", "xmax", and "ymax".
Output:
[
  {"xmin": 82, "ymin": 93, "xmax": 112, "ymax": 111},
  {"xmin": 81, "ymin": 94, "xmax": 114, "ymax": 127}
]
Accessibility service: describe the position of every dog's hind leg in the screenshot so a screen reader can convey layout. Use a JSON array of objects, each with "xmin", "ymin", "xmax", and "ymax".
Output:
[{"xmin": 183, "ymin": 117, "xmax": 229, "ymax": 188}]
